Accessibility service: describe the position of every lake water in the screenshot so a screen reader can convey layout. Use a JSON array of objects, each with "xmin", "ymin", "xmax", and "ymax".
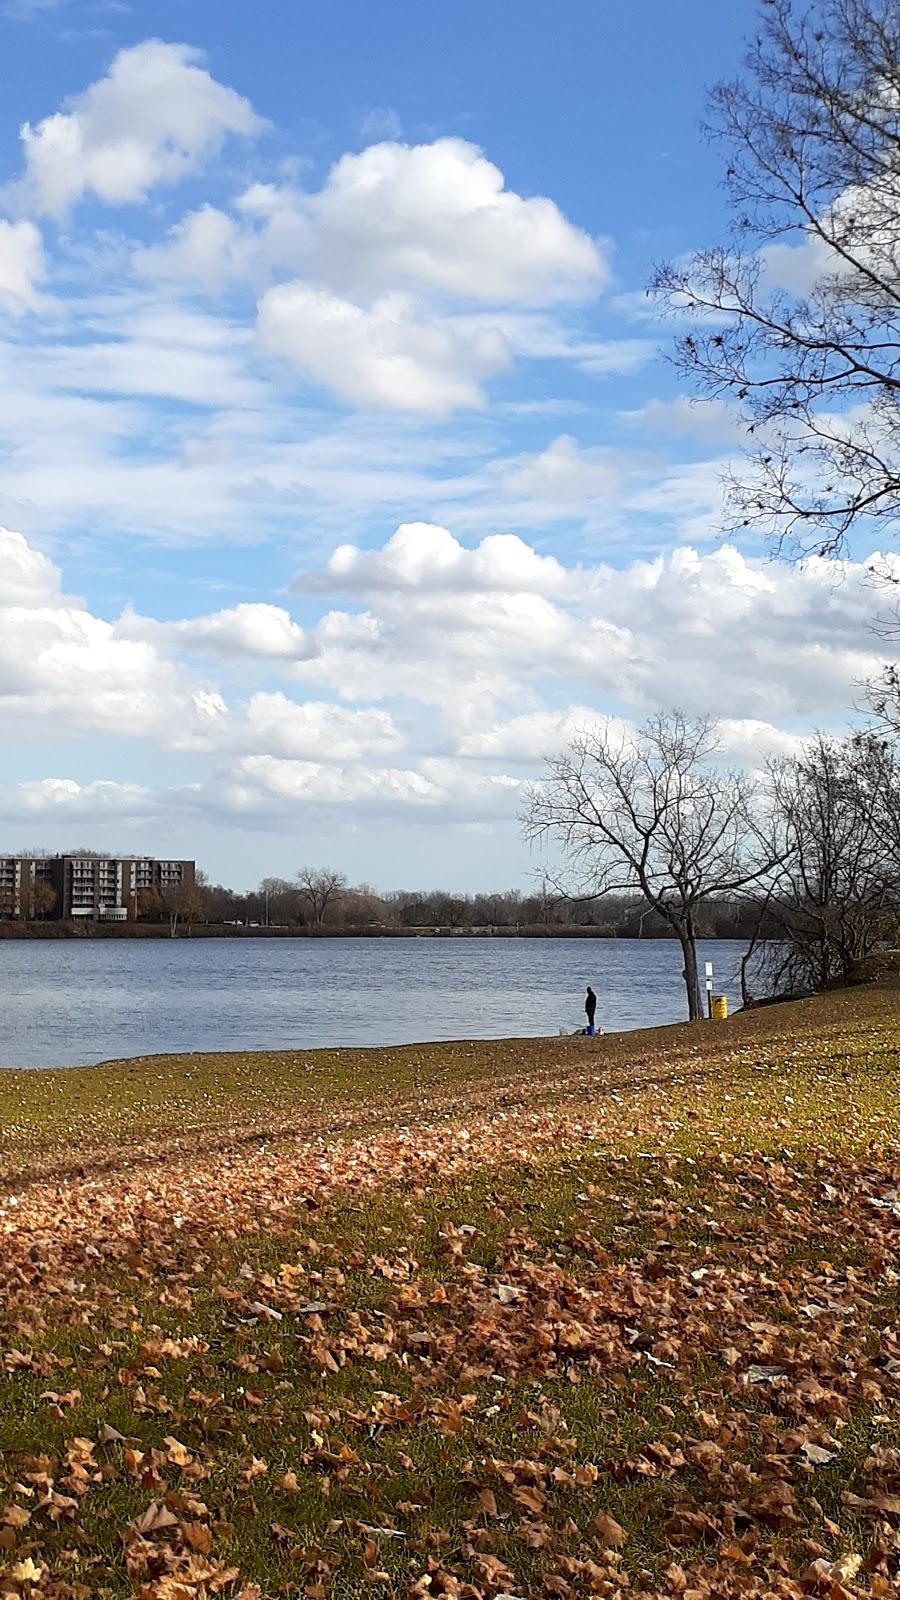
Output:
[{"xmin": 0, "ymin": 937, "xmax": 749, "ymax": 1070}]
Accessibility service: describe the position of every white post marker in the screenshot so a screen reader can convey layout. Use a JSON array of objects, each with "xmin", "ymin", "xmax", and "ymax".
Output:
[{"xmin": 705, "ymin": 961, "xmax": 714, "ymax": 1019}]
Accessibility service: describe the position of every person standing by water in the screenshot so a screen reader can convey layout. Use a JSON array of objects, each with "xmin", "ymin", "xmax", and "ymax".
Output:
[{"xmin": 585, "ymin": 985, "xmax": 597, "ymax": 1036}]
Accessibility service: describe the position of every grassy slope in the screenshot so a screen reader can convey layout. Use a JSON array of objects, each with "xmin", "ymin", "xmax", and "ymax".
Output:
[{"xmin": 1, "ymin": 984, "xmax": 899, "ymax": 1598}]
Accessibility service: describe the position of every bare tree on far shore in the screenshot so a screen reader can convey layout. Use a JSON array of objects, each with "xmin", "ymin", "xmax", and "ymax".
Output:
[
  {"xmin": 17, "ymin": 879, "xmax": 57, "ymax": 921},
  {"xmin": 258, "ymin": 876, "xmax": 298, "ymax": 926},
  {"xmin": 524, "ymin": 713, "xmax": 768, "ymax": 1020},
  {"xmin": 160, "ymin": 874, "xmax": 209, "ymax": 938},
  {"xmin": 652, "ymin": 0, "xmax": 900, "ymax": 559},
  {"xmin": 296, "ymin": 867, "xmax": 347, "ymax": 927}
]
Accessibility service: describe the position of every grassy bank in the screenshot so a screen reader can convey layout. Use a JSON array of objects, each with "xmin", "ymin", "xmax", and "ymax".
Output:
[{"xmin": 1, "ymin": 982, "xmax": 899, "ymax": 1598}]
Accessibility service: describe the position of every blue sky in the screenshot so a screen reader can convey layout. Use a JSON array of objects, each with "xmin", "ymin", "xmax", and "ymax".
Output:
[{"xmin": 0, "ymin": 0, "xmax": 890, "ymax": 890}]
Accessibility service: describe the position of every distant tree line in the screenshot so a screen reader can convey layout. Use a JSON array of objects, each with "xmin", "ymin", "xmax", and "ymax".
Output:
[
  {"xmin": 190, "ymin": 871, "xmax": 780, "ymax": 943},
  {"xmin": 0, "ymin": 878, "xmax": 56, "ymax": 922}
]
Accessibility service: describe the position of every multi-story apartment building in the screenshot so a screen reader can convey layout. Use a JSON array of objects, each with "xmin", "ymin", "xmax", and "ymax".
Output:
[{"xmin": 0, "ymin": 856, "xmax": 195, "ymax": 922}]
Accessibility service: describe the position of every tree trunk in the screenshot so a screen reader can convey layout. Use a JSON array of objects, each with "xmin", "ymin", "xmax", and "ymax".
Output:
[
  {"xmin": 740, "ymin": 896, "xmax": 770, "ymax": 1007},
  {"xmin": 679, "ymin": 930, "xmax": 704, "ymax": 1021},
  {"xmin": 740, "ymin": 948, "xmax": 753, "ymax": 1009}
]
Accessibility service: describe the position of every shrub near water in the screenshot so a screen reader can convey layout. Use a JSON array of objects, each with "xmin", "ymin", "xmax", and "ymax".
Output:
[{"xmin": 1, "ymin": 983, "xmax": 899, "ymax": 1598}]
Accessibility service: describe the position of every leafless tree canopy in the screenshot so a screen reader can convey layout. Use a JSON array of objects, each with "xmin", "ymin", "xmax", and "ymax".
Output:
[
  {"xmin": 296, "ymin": 867, "xmax": 348, "ymax": 926},
  {"xmin": 652, "ymin": 0, "xmax": 900, "ymax": 556},
  {"xmin": 524, "ymin": 713, "xmax": 767, "ymax": 1020},
  {"xmin": 160, "ymin": 878, "xmax": 208, "ymax": 938},
  {"xmin": 758, "ymin": 731, "xmax": 900, "ymax": 990}
]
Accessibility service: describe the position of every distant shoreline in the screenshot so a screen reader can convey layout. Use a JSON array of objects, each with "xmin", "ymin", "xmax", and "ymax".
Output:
[{"xmin": 0, "ymin": 920, "xmax": 717, "ymax": 941}]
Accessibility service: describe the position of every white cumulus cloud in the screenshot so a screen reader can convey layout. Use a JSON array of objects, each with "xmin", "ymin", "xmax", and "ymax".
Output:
[
  {"xmin": 288, "ymin": 525, "xmax": 891, "ymax": 729},
  {"xmin": 142, "ymin": 136, "xmax": 605, "ymax": 304},
  {"xmin": 237, "ymin": 693, "xmax": 404, "ymax": 761},
  {"xmin": 0, "ymin": 524, "xmax": 64, "ymax": 604},
  {"xmin": 2, "ymin": 522, "xmax": 894, "ymax": 841},
  {"xmin": 298, "ymin": 522, "xmax": 570, "ymax": 596},
  {"xmin": 0, "ymin": 218, "xmax": 44, "ymax": 311},
  {"xmin": 258, "ymin": 283, "xmax": 510, "ymax": 413},
  {"xmin": 307, "ymin": 137, "xmax": 605, "ymax": 304},
  {"xmin": 456, "ymin": 706, "xmax": 613, "ymax": 762},
  {"xmin": 0, "ymin": 526, "xmax": 228, "ymax": 741},
  {"xmin": 218, "ymin": 750, "xmax": 521, "ymax": 822},
  {"xmin": 502, "ymin": 435, "xmax": 623, "ymax": 506},
  {"xmin": 125, "ymin": 602, "xmax": 312, "ymax": 661},
  {"xmin": 221, "ymin": 754, "xmax": 440, "ymax": 815},
  {"xmin": 140, "ymin": 133, "xmax": 604, "ymax": 414},
  {"xmin": 20, "ymin": 40, "xmax": 264, "ymax": 216},
  {"xmin": 6, "ymin": 777, "xmax": 154, "ymax": 818}
]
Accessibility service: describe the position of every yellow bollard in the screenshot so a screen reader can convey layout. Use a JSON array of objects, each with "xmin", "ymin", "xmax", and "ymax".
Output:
[{"xmin": 710, "ymin": 994, "xmax": 728, "ymax": 1021}]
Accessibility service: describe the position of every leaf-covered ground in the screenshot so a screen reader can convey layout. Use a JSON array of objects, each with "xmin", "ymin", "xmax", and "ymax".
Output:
[{"xmin": 1, "ymin": 980, "xmax": 899, "ymax": 1599}]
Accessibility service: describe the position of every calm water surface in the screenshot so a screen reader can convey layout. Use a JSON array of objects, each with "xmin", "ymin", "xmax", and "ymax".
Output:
[{"xmin": 0, "ymin": 937, "xmax": 748, "ymax": 1069}]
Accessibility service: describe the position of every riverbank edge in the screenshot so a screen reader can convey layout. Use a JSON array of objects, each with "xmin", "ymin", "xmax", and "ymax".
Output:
[
  {"xmin": 2, "ymin": 966, "xmax": 899, "ymax": 1594},
  {"xmin": 2, "ymin": 964, "xmax": 896, "ymax": 1108},
  {"xmin": 0, "ymin": 920, "xmax": 710, "ymax": 939}
]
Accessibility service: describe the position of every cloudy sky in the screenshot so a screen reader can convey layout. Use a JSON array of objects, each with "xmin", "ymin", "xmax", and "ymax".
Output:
[{"xmin": 0, "ymin": 0, "xmax": 893, "ymax": 890}]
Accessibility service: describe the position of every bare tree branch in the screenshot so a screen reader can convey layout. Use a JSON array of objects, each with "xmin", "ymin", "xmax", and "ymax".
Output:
[{"xmin": 651, "ymin": 0, "xmax": 900, "ymax": 557}]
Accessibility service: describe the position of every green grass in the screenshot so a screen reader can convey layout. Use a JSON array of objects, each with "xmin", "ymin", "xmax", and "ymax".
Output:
[{"xmin": 1, "ymin": 981, "xmax": 900, "ymax": 1596}]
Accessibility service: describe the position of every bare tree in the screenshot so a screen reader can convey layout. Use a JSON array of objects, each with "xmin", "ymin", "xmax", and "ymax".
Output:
[
  {"xmin": 135, "ymin": 886, "xmax": 163, "ymax": 922},
  {"xmin": 160, "ymin": 875, "xmax": 208, "ymax": 938},
  {"xmin": 31, "ymin": 880, "xmax": 57, "ymax": 920},
  {"xmin": 17, "ymin": 878, "xmax": 57, "ymax": 921},
  {"xmin": 524, "ymin": 713, "xmax": 767, "ymax": 1020},
  {"xmin": 336, "ymin": 883, "xmax": 391, "ymax": 927},
  {"xmin": 259, "ymin": 876, "xmax": 298, "ymax": 926},
  {"xmin": 296, "ymin": 867, "xmax": 347, "ymax": 927},
  {"xmin": 652, "ymin": 0, "xmax": 900, "ymax": 557},
  {"xmin": 864, "ymin": 731, "xmax": 900, "ymax": 874},
  {"xmin": 179, "ymin": 878, "xmax": 209, "ymax": 937},
  {"xmin": 759, "ymin": 731, "xmax": 900, "ymax": 990},
  {"xmin": 159, "ymin": 885, "xmax": 183, "ymax": 938}
]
